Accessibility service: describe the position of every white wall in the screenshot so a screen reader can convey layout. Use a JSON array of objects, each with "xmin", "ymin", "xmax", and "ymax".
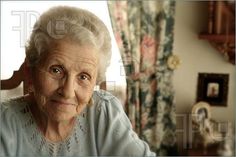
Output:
[{"xmin": 173, "ymin": 1, "xmax": 235, "ymax": 149}]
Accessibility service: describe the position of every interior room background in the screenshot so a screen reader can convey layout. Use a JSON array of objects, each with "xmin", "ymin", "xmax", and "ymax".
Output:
[{"xmin": 173, "ymin": 1, "xmax": 235, "ymax": 155}]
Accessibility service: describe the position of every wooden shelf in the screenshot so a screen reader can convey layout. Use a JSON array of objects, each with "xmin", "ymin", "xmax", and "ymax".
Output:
[
  {"xmin": 187, "ymin": 143, "xmax": 220, "ymax": 156},
  {"xmin": 198, "ymin": 1, "xmax": 235, "ymax": 64},
  {"xmin": 199, "ymin": 33, "xmax": 235, "ymax": 43}
]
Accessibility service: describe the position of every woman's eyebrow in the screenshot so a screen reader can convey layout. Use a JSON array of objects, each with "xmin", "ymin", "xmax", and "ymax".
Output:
[
  {"xmin": 44, "ymin": 55, "xmax": 65, "ymax": 64},
  {"xmin": 76, "ymin": 65, "xmax": 96, "ymax": 74},
  {"xmin": 79, "ymin": 61, "xmax": 97, "ymax": 68}
]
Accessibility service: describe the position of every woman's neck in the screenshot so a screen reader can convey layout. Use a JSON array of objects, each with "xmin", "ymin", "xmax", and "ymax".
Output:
[
  {"xmin": 25, "ymin": 94, "xmax": 76, "ymax": 142},
  {"xmin": 43, "ymin": 118, "xmax": 75, "ymax": 142}
]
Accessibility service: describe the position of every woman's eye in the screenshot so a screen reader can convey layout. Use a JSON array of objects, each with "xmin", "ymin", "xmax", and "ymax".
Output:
[
  {"xmin": 79, "ymin": 73, "xmax": 91, "ymax": 81},
  {"xmin": 49, "ymin": 66, "xmax": 64, "ymax": 78}
]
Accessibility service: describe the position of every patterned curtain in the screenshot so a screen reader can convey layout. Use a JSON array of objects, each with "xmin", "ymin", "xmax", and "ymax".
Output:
[{"xmin": 108, "ymin": 1, "xmax": 177, "ymax": 155}]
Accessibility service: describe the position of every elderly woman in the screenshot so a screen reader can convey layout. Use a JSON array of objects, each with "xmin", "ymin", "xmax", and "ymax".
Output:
[{"xmin": 0, "ymin": 6, "xmax": 155, "ymax": 156}]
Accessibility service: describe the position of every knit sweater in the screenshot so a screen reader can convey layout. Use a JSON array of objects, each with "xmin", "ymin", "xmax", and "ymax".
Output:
[{"xmin": 0, "ymin": 90, "xmax": 156, "ymax": 157}]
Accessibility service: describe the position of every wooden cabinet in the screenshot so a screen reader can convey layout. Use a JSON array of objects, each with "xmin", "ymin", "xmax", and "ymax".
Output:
[
  {"xmin": 186, "ymin": 143, "xmax": 220, "ymax": 156},
  {"xmin": 199, "ymin": 1, "xmax": 235, "ymax": 64}
]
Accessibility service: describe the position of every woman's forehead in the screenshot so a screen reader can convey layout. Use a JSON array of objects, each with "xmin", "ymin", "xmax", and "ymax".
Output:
[{"xmin": 47, "ymin": 40, "xmax": 98, "ymax": 63}]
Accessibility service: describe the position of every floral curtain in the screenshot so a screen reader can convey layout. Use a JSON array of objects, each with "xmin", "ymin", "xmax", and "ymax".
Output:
[{"xmin": 108, "ymin": 1, "xmax": 176, "ymax": 155}]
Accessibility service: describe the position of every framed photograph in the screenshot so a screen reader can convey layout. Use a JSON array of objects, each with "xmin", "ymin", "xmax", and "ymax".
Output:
[
  {"xmin": 191, "ymin": 101, "xmax": 211, "ymax": 124},
  {"xmin": 196, "ymin": 73, "xmax": 229, "ymax": 106}
]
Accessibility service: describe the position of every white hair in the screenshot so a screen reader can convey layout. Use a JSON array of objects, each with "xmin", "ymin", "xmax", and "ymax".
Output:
[{"xmin": 25, "ymin": 6, "xmax": 112, "ymax": 84}]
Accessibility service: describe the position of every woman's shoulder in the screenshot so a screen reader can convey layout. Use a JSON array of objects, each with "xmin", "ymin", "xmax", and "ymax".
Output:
[
  {"xmin": 1, "ymin": 96, "xmax": 29, "ymax": 134},
  {"xmin": 93, "ymin": 90, "xmax": 116, "ymax": 101},
  {"xmin": 92, "ymin": 90, "xmax": 124, "ymax": 112},
  {"xmin": 1, "ymin": 96, "xmax": 28, "ymax": 119},
  {"xmin": 90, "ymin": 90, "xmax": 129, "ymax": 129}
]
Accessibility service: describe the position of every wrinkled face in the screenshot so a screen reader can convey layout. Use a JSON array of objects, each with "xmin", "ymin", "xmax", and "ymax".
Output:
[{"xmin": 31, "ymin": 40, "xmax": 98, "ymax": 122}]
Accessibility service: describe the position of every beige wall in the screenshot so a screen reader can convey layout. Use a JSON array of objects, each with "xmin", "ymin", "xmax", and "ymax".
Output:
[{"xmin": 172, "ymin": 1, "xmax": 235, "ymax": 150}]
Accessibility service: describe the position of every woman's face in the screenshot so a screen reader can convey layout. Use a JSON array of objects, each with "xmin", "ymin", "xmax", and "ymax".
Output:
[{"xmin": 31, "ymin": 40, "xmax": 98, "ymax": 122}]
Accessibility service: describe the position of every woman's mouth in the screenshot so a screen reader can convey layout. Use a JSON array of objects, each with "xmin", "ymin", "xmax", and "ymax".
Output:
[{"xmin": 51, "ymin": 99, "xmax": 75, "ymax": 106}]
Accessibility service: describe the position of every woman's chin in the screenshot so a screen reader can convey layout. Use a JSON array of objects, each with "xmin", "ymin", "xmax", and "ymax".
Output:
[
  {"xmin": 50, "ymin": 113, "xmax": 76, "ymax": 123},
  {"xmin": 46, "ymin": 108, "xmax": 77, "ymax": 122}
]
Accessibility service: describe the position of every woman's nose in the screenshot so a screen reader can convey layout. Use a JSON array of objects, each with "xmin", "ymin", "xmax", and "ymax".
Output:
[{"xmin": 58, "ymin": 77, "xmax": 75, "ymax": 99}]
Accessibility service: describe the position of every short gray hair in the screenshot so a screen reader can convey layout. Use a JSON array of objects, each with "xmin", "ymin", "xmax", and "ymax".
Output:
[{"xmin": 25, "ymin": 6, "xmax": 112, "ymax": 84}]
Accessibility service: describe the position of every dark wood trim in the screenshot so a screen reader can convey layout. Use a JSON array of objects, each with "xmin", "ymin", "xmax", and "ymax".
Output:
[{"xmin": 1, "ymin": 63, "xmax": 26, "ymax": 92}]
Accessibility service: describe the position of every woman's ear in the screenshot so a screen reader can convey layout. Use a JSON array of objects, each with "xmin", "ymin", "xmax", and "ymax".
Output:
[
  {"xmin": 24, "ymin": 59, "xmax": 31, "ymax": 81},
  {"xmin": 23, "ymin": 59, "xmax": 34, "ymax": 92}
]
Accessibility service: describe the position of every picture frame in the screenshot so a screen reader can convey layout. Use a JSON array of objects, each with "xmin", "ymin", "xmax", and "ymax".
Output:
[
  {"xmin": 196, "ymin": 73, "xmax": 229, "ymax": 107},
  {"xmin": 191, "ymin": 101, "xmax": 211, "ymax": 124}
]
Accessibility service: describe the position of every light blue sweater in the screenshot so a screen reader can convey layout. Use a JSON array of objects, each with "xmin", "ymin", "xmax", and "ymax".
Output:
[{"xmin": 0, "ymin": 90, "xmax": 156, "ymax": 157}]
